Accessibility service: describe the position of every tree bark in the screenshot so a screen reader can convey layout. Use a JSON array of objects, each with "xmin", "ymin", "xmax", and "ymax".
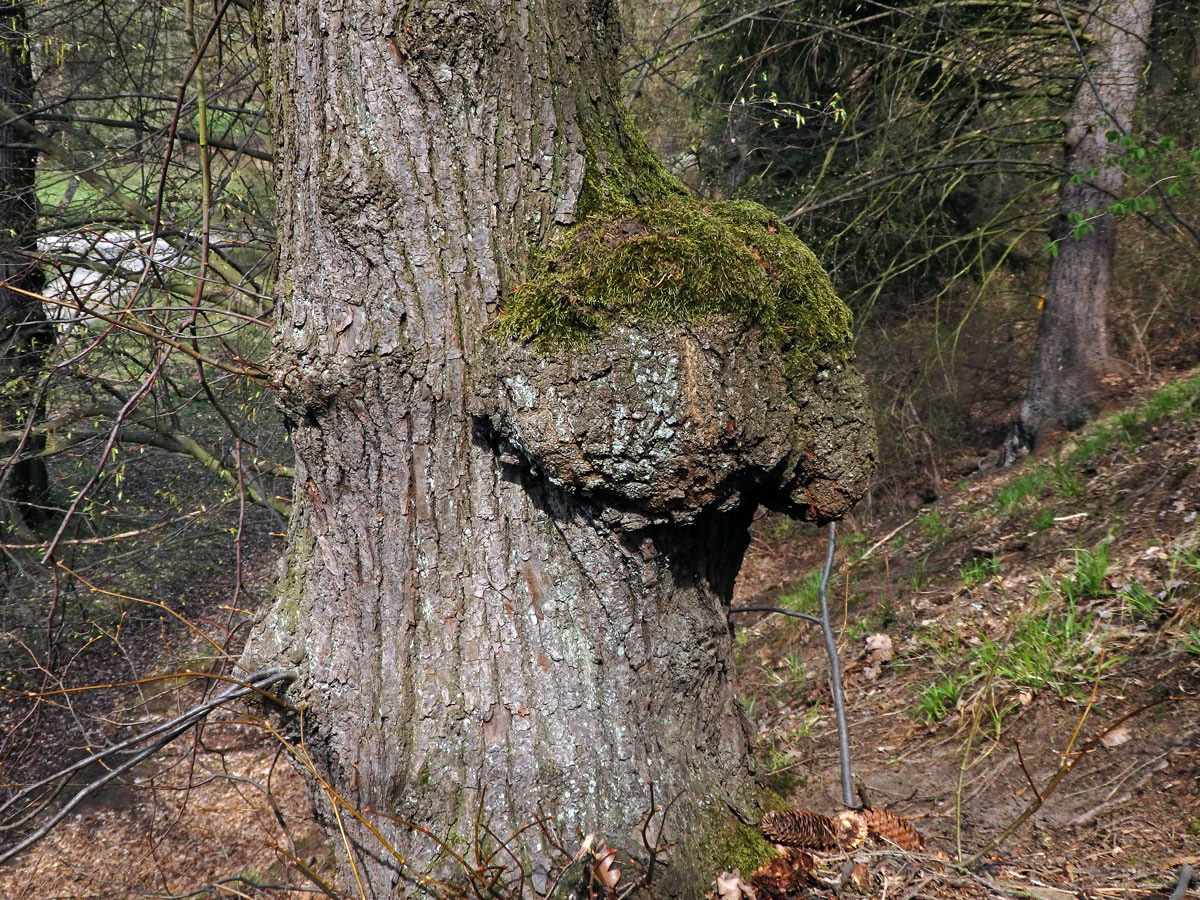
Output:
[
  {"xmin": 246, "ymin": 2, "xmax": 873, "ymax": 896},
  {"xmin": 1004, "ymin": 0, "xmax": 1154, "ymax": 459},
  {"xmin": 0, "ymin": 3, "xmax": 52, "ymax": 535}
]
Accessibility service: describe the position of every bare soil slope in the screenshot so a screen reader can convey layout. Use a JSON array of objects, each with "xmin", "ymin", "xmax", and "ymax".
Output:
[{"xmin": 735, "ymin": 368, "xmax": 1200, "ymax": 898}]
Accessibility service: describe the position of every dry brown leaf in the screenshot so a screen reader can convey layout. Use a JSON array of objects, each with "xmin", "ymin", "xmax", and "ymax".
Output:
[
  {"xmin": 1100, "ymin": 726, "xmax": 1132, "ymax": 748},
  {"xmin": 865, "ymin": 633, "xmax": 894, "ymax": 662},
  {"xmin": 591, "ymin": 842, "xmax": 621, "ymax": 890},
  {"xmin": 717, "ymin": 868, "xmax": 758, "ymax": 900},
  {"xmin": 848, "ymin": 861, "xmax": 871, "ymax": 892}
]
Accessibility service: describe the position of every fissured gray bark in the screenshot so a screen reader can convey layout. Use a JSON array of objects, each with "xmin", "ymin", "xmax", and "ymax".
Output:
[
  {"xmin": 246, "ymin": 1, "xmax": 874, "ymax": 895},
  {"xmin": 1005, "ymin": 0, "xmax": 1154, "ymax": 459}
]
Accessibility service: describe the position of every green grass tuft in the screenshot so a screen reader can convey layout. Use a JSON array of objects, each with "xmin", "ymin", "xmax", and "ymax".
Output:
[
  {"xmin": 1060, "ymin": 540, "xmax": 1112, "ymax": 604},
  {"xmin": 779, "ymin": 569, "xmax": 823, "ymax": 614},
  {"xmin": 960, "ymin": 556, "xmax": 1000, "ymax": 587},
  {"xmin": 1173, "ymin": 545, "xmax": 1200, "ymax": 577},
  {"xmin": 919, "ymin": 509, "xmax": 948, "ymax": 541},
  {"xmin": 1050, "ymin": 460, "xmax": 1086, "ymax": 499},
  {"xmin": 916, "ymin": 675, "xmax": 963, "ymax": 722},
  {"xmin": 1030, "ymin": 509, "xmax": 1056, "ymax": 533},
  {"xmin": 994, "ymin": 469, "xmax": 1050, "ymax": 513},
  {"xmin": 973, "ymin": 599, "xmax": 1109, "ymax": 695},
  {"xmin": 1181, "ymin": 627, "xmax": 1200, "ymax": 657},
  {"xmin": 1118, "ymin": 581, "xmax": 1160, "ymax": 619},
  {"xmin": 907, "ymin": 553, "xmax": 932, "ymax": 592}
]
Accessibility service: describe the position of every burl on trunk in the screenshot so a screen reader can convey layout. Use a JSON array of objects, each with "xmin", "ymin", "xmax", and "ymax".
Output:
[{"xmin": 245, "ymin": 1, "xmax": 873, "ymax": 896}]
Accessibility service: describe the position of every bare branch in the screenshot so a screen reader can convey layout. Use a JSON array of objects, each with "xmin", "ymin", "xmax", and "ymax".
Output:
[{"xmin": 0, "ymin": 667, "xmax": 296, "ymax": 866}]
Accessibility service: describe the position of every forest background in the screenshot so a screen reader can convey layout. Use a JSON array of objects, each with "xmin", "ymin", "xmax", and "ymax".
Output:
[{"xmin": 0, "ymin": 1, "xmax": 1198, "ymax": 898}]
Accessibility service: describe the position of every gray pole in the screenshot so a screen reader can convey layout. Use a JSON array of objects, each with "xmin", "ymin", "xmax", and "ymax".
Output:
[{"xmin": 817, "ymin": 520, "xmax": 855, "ymax": 808}]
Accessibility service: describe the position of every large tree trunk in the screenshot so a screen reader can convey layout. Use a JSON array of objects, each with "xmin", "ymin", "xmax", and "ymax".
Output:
[
  {"xmin": 1004, "ymin": 0, "xmax": 1154, "ymax": 459},
  {"xmin": 0, "ymin": 3, "xmax": 52, "ymax": 535},
  {"xmin": 246, "ymin": 2, "xmax": 873, "ymax": 896}
]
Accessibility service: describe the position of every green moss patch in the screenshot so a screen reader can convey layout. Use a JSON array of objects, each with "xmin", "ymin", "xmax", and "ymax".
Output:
[
  {"xmin": 575, "ymin": 112, "xmax": 688, "ymax": 214},
  {"xmin": 493, "ymin": 196, "xmax": 853, "ymax": 374},
  {"xmin": 695, "ymin": 814, "xmax": 779, "ymax": 874}
]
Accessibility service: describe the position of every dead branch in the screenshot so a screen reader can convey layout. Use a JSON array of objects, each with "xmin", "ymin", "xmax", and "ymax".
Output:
[
  {"xmin": 0, "ymin": 666, "xmax": 295, "ymax": 866},
  {"xmin": 727, "ymin": 605, "xmax": 822, "ymax": 626}
]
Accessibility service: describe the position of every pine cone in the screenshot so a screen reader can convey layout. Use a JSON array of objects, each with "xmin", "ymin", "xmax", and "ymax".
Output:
[
  {"xmin": 749, "ymin": 850, "xmax": 814, "ymax": 900},
  {"xmin": 760, "ymin": 810, "xmax": 838, "ymax": 850},
  {"xmin": 831, "ymin": 810, "xmax": 868, "ymax": 849},
  {"xmin": 862, "ymin": 808, "xmax": 924, "ymax": 851}
]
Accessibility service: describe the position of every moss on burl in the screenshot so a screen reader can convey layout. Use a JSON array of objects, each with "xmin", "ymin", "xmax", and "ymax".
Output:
[{"xmin": 493, "ymin": 194, "xmax": 852, "ymax": 375}]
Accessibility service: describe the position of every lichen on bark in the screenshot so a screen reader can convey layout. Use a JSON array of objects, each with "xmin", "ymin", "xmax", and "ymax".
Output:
[{"xmin": 472, "ymin": 320, "xmax": 875, "ymax": 526}]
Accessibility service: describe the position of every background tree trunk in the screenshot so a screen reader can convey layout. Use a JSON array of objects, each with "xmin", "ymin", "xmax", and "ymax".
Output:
[
  {"xmin": 0, "ymin": 3, "xmax": 52, "ymax": 535},
  {"xmin": 1004, "ymin": 0, "xmax": 1154, "ymax": 458},
  {"xmin": 247, "ymin": 2, "xmax": 872, "ymax": 895}
]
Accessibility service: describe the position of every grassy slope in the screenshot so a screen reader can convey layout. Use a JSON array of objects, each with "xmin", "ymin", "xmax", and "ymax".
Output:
[{"xmin": 735, "ymin": 367, "xmax": 1200, "ymax": 895}]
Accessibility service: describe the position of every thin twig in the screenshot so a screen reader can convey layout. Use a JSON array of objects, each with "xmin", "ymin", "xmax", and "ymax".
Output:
[
  {"xmin": 965, "ymin": 695, "xmax": 1171, "ymax": 865},
  {"xmin": 636, "ymin": 781, "xmax": 661, "ymax": 893},
  {"xmin": 0, "ymin": 667, "xmax": 294, "ymax": 865},
  {"xmin": 728, "ymin": 605, "xmax": 822, "ymax": 626},
  {"xmin": 1013, "ymin": 739, "xmax": 1043, "ymax": 802},
  {"xmin": 0, "ymin": 510, "xmax": 203, "ymax": 549},
  {"xmin": 859, "ymin": 515, "xmax": 918, "ymax": 561}
]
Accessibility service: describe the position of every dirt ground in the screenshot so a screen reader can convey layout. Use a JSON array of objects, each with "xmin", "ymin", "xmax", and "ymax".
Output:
[
  {"xmin": 0, "ymin": 536, "xmax": 331, "ymax": 900},
  {"xmin": 0, "ymin": 724, "xmax": 323, "ymax": 900}
]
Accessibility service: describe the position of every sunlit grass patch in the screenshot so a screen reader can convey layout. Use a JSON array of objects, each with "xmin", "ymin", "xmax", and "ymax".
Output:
[
  {"xmin": 1029, "ymin": 508, "xmax": 1056, "ymax": 533},
  {"xmin": 1050, "ymin": 459, "xmax": 1086, "ymax": 499},
  {"xmin": 1118, "ymin": 581, "xmax": 1160, "ymax": 619},
  {"xmin": 919, "ymin": 509, "xmax": 948, "ymax": 541},
  {"xmin": 1181, "ymin": 627, "xmax": 1200, "ymax": 657},
  {"xmin": 994, "ymin": 468, "xmax": 1050, "ymax": 513},
  {"xmin": 913, "ymin": 588, "xmax": 1118, "ymax": 729},
  {"xmin": 960, "ymin": 555, "xmax": 1000, "ymax": 588},
  {"xmin": 972, "ymin": 599, "xmax": 1112, "ymax": 696},
  {"xmin": 980, "ymin": 369, "xmax": 1200, "ymax": 518},
  {"xmin": 916, "ymin": 675, "xmax": 963, "ymax": 723},
  {"xmin": 779, "ymin": 569, "xmax": 823, "ymax": 615},
  {"xmin": 1060, "ymin": 539, "xmax": 1112, "ymax": 604}
]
